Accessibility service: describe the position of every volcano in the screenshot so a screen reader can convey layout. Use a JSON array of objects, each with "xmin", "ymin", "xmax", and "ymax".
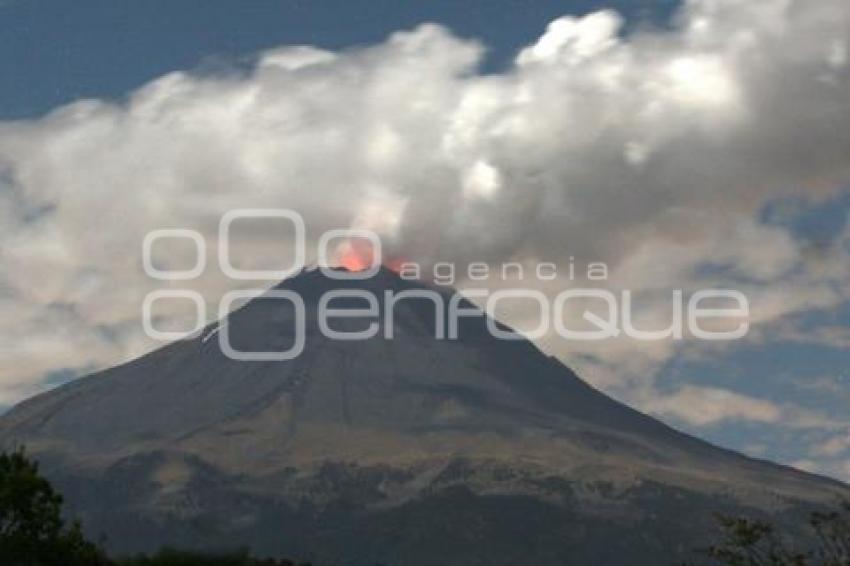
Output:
[{"xmin": 0, "ymin": 267, "xmax": 846, "ymax": 565}]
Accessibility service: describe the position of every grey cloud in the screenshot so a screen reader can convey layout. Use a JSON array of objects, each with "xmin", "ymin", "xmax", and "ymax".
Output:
[{"xmin": 0, "ymin": 0, "xmax": 849, "ymax": 412}]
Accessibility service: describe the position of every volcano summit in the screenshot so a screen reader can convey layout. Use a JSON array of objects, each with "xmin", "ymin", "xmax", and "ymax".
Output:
[{"xmin": 0, "ymin": 268, "xmax": 846, "ymax": 565}]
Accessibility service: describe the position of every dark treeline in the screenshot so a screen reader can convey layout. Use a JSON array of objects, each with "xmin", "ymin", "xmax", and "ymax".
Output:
[
  {"xmin": 704, "ymin": 502, "xmax": 850, "ymax": 566},
  {"xmin": 0, "ymin": 448, "xmax": 309, "ymax": 566},
  {"xmin": 116, "ymin": 548, "xmax": 307, "ymax": 566}
]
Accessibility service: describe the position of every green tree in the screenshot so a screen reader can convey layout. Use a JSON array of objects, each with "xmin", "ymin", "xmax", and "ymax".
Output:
[
  {"xmin": 0, "ymin": 447, "xmax": 107, "ymax": 565},
  {"xmin": 706, "ymin": 501, "xmax": 850, "ymax": 565},
  {"xmin": 0, "ymin": 448, "xmax": 310, "ymax": 565}
]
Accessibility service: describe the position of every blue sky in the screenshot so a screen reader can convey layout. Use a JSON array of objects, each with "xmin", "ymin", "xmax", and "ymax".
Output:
[
  {"xmin": 1, "ymin": 0, "xmax": 849, "ymax": 482},
  {"xmin": 0, "ymin": 0, "xmax": 678, "ymax": 118}
]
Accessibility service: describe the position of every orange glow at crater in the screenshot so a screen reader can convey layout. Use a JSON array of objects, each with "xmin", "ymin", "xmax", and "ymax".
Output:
[
  {"xmin": 332, "ymin": 239, "xmax": 408, "ymax": 273},
  {"xmin": 334, "ymin": 238, "xmax": 375, "ymax": 272}
]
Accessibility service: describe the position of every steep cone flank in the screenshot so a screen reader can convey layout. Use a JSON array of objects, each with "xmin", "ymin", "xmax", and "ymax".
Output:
[{"xmin": 0, "ymin": 267, "xmax": 846, "ymax": 565}]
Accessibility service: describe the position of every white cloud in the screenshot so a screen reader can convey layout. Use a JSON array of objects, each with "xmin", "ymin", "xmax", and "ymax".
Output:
[
  {"xmin": 0, "ymin": 0, "xmax": 849, "ymax": 418},
  {"xmin": 645, "ymin": 385, "xmax": 782, "ymax": 426},
  {"xmin": 812, "ymin": 433, "xmax": 850, "ymax": 457},
  {"xmin": 640, "ymin": 387, "xmax": 850, "ymax": 438}
]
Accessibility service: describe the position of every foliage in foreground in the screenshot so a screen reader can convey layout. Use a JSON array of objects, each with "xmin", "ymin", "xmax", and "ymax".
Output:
[
  {"xmin": 706, "ymin": 501, "xmax": 850, "ymax": 565},
  {"xmin": 0, "ymin": 448, "xmax": 308, "ymax": 565},
  {"xmin": 0, "ymin": 447, "xmax": 108, "ymax": 565}
]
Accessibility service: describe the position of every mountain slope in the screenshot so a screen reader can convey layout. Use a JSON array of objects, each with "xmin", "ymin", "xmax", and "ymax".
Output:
[{"xmin": 1, "ymin": 267, "xmax": 846, "ymax": 564}]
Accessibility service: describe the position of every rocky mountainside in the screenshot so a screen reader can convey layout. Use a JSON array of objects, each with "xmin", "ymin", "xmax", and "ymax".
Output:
[{"xmin": 1, "ymin": 267, "xmax": 847, "ymax": 565}]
